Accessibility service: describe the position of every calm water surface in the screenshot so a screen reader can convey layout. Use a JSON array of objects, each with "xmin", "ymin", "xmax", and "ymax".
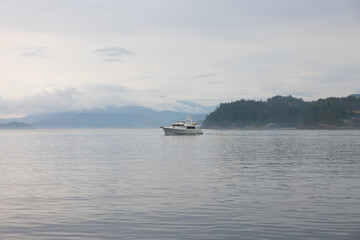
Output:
[{"xmin": 0, "ymin": 129, "xmax": 359, "ymax": 239}]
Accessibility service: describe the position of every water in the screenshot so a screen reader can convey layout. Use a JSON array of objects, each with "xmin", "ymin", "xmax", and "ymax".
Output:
[{"xmin": 0, "ymin": 129, "xmax": 359, "ymax": 239}]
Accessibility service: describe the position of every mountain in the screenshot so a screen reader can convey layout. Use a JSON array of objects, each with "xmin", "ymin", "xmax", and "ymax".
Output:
[
  {"xmin": 31, "ymin": 112, "xmax": 157, "ymax": 128},
  {"xmin": 0, "ymin": 112, "xmax": 62, "ymax": 124},
  {"xmin": 0, "ymin": 121, "xmax": 33, "ymax": 129},
  {"xmin": 1, "ymin": 106, "xmax": 207, "ymax": 129},
  {"xmin": 82, "ymin": 105, "xmax": 205, "ymax": 123},
  {"xmin": 349, "ymin": 94, "xmax": 360, "ymax": 99},
  {"xmin": 202, "ymin": 95, "xmax": 360, "ymax": 129},
  {"xmin": 176, "ymin": 100, "xmax": 217, "ymax": 114}
]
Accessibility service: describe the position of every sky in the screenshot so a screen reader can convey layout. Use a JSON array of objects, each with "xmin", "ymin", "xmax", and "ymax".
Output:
[{"xmin": 0, "ymin": 0, "xmax": 359, "ymax": 117}]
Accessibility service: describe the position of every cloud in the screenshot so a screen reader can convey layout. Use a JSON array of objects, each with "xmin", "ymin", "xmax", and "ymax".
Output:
[
  {"xmin": 187, "ymin": 74, "xmax": 217, "ymax": 79},
  {"xmin": 95, "ymin": 47, "xmax": 132, "ymax": 62},
  {"xmin": 84, "ymin": 83, "xmax": 131, "ymax": 93},
  {"xmin": 0, "ymin": 84, "xmax": 142, "ymax": 117},
  {"xmin": 176, "ymin": 100, "xmax": 217, "ymax": 114},
  {"xmin": 104, "ymin": 58, "xmax": 123, "ymax": 63},
  {"xmin": 0, "ymin": 88, "xmax": 80, "ymax": 117},
  {"xmin": 176, "ymin": 74, "xmax": 217, "ymax": 80},
  {"xmin": 0, "ymin": 83, "xmax": 219, "ymax": 118},
  {"xmin": 95, "ymin": 47, "xmax": 132, "ymax": 56},
  {"xmin": 18, "ymin": 46, "xmax": 48, "ymax": 58}
]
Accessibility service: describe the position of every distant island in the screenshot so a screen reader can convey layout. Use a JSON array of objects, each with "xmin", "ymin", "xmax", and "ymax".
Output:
[
  {"xmin": 0, "ymin": 121, "xmax": 33, "ymax": 129},
  {"xmin": 1, "ymin": 96, "xmax": 359, "ymax": 130},
  {"xmin": 202, "ymin": 95, "xmax": 360, "ymax": 129},
  {"xmin": 0, "ymin": 106, "xmax": 207, "ymax": 129}
]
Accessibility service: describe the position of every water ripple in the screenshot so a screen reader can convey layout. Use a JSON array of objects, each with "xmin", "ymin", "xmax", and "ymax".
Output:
[{"xmin": 0, "ymin": 129, "xmax": 359, "ymax": 239}]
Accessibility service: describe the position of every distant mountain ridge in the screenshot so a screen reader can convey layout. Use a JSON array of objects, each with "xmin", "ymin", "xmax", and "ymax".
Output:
[
  {"xmin": 0, "ymin": 105, "xmax": 207, "ymax": 129},
  {"xmin": 349, "ymin": 94, "xmax": 360, "ymax": 99},
  {"xmin": 176, "ymin": 100, "xmax": 217, "ymax": 114},
  {"xmin": 0, "ymin": 121, "xmax": 33, "ymax": 129},
  {"xmin": 2, "ymin": 96, "xmax": 359, "ymax": 129}
]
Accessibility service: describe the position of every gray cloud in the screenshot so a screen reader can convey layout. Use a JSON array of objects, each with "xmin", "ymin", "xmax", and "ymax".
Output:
[
  {"xmin": 95, "ymin": 47, "xmax": 132, "ymax": 62},
  {"xmin": 189, "ymin": 74, "xmax": 217, "ymax": 79},
  {"xmin": 104, "ymin": 58, "xmax": 123, "ymax": 63},
  {"xmin": 0, "ymin": 83, "xmax": 218, "ymax": 118},
  {"xmin": 84, "ymin": 83, "xmax": 131, "ymax": 93},
  {"xmin": 177, "ymin": 74, "xmax": 217, "ymax": 80},
  {"xmin": 18, "ymin": 46, "xmax": 48, "ymax": 58},
  {"xmin": 0, "ymin": 88, "xmax": 80, "ymax": 117},
  {"xmin": 0, "ymin": 84, "xmax": 142, "ymax": 117},
  {"xmin": 95, "ymin": 47, "xmax": 132, "ymax": 56}
]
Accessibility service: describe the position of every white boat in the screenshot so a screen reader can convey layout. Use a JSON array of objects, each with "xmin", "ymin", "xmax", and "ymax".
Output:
[{"xmin": 160, "ymin": 116, "xmax": 203, "ymax": 135}]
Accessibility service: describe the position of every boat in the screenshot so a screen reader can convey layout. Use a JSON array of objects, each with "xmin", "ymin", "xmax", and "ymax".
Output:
[{"xmin": 160, "ymin": 116, "xmax": 203, "ymax": 135}]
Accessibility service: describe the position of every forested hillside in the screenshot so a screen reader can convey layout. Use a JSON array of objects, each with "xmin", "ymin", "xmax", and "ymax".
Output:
[{"xmin": 202, "ymin": 95, "xmax": 360, "ymax": 129}]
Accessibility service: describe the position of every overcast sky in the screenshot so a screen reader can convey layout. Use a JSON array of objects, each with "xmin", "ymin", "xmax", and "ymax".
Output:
[{"xmin": 0, "ymin": 0, "xmax": 359, "ymax": 117}]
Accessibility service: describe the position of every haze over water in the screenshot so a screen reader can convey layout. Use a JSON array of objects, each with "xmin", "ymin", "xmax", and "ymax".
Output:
[{"xmin": 1, "ymin": 129, "xmax": 359, "ymax": 239}]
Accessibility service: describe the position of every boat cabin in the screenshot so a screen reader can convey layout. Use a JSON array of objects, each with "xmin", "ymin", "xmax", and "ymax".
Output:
[{"xmin": 172, "ymin": 121, "xmax": 185, "ymax": 127}]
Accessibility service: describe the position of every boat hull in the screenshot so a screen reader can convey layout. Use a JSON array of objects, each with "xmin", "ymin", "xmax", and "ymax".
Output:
[{"xmin": 161, "ymin": 127, "xmax": 203, "ymax": 135}]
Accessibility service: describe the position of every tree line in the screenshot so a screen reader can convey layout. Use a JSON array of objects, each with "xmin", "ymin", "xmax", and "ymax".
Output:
[{"xmin": 202, "ymin": 95, "xmax": 360, "ymax": 128}]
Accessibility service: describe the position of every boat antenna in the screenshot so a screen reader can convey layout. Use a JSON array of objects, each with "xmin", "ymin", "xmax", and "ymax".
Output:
[{"xmin": 186, "ymin": 114, "xmax": 192, "ymax": 122}]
